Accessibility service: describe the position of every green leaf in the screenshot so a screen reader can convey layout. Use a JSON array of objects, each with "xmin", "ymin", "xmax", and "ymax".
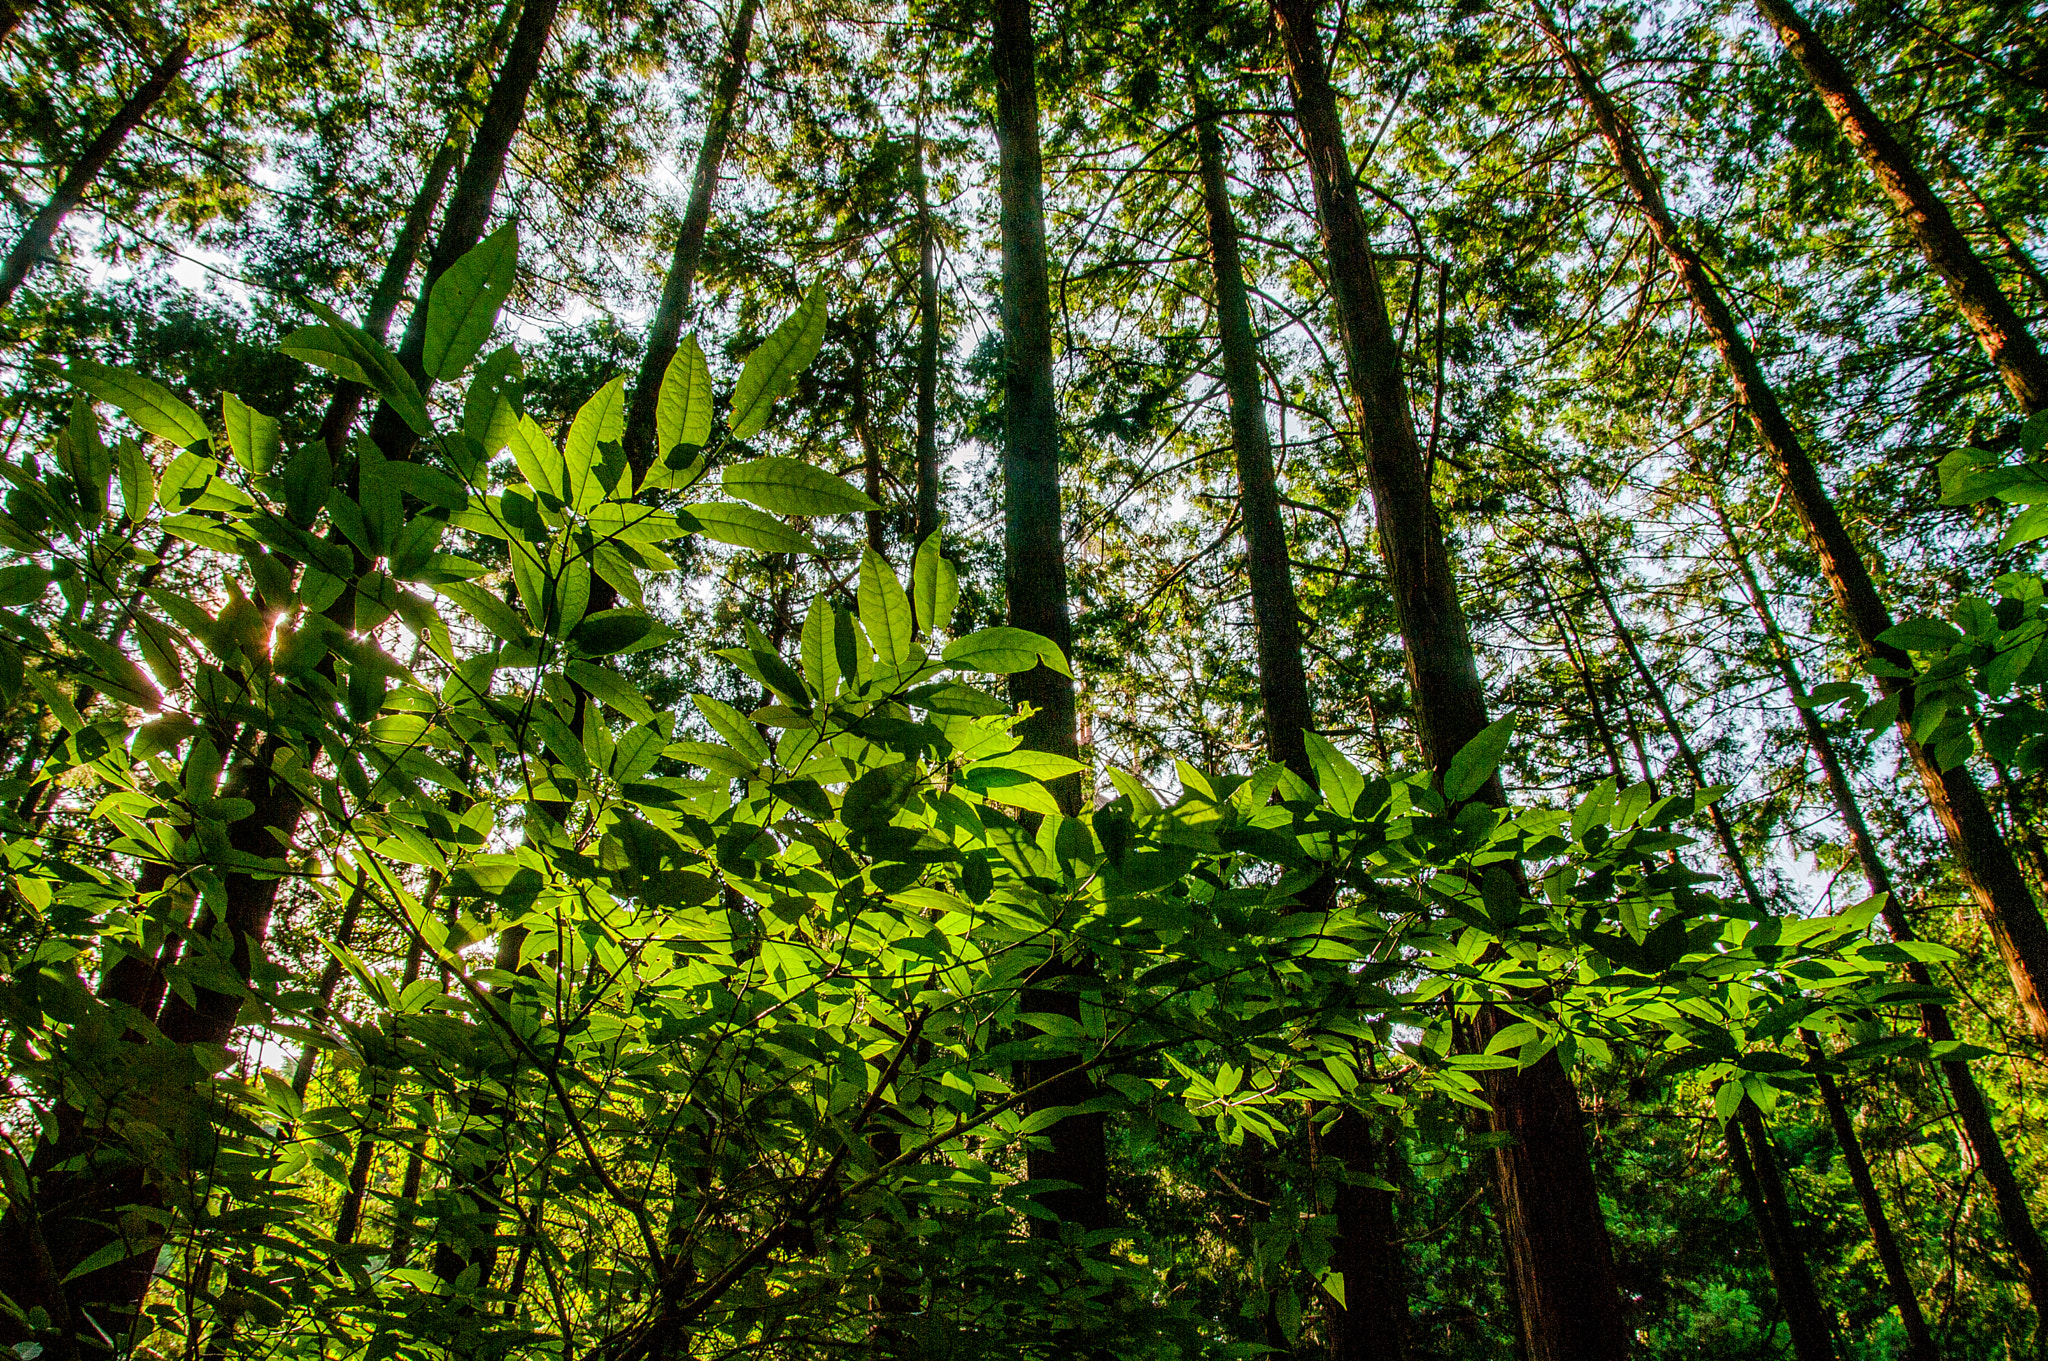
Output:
[
  {"xmin": 1303, "ymin": 731, "xmax": 1366, "ymax": 816},
  {"xmin": 967, "ymin": 749, "xmax": 1088, "ymax": 781},
  {"xmin": 564, "ymin": 375, "xmax": 626, "ymax": 510},
  {"xmin": 506, "ymin": 412, "xmax": 565, "ymax": 502},
  {"xmin": 1877, "ymin": 618, "xmax": 1964, "ymax": 653},
  {"xmin": 0, "ymin": 564, "xmax": 50, "ymax": 607},
  {"xmin": 729, "ymin": 282, "xmax": 828, "ymax": 439},
  {"xmin": 435, "ymin": 580, "xmax": 529, "ymax": 643},
  {"xmin": 722, "ymin": 456, "xmax": 878, "ymax": 517},
  {"xmin": 116, "ymin": 436, "xmax": 154, "ymax": 520},
  {"xmin": 677, "ymin": 502, "xmax": 816, "ymax": 554},
  {"xmin": 800, "ymin": 595, "xmax": 840, "ymax": 698},
  {"xmin": 859, "ymin": 548, "xmax": 915, "ymax": 665},
  {"xmin": 942, "ymin": 626, "xmax": 1071, "ymax": 677},
  {"xmin": 279, "ymin": 326, "xmax": 373, "ymax": 385},
  {"xmin": 565, "ymin": 659, "xmax": 654, "ymax": 723},
  {"xmin": 843, "ymin": 760, "xmax": 917, "ymax": 829},
  {"xmin": 655, "ymin": 332, "xmax": 714, "ymax": 459},
  {"xmin": 359, "ymin": 443, "xmax": 401, "ymax": 557},
  {"xmin": 221, "ymin": 392, "xmax": 279, "ymax": 477},
  {"xmin": 66, "ymin": 361, "xmax": 210, "ymax": 447},
  {"xmin": 280, "ymin": 441, "xmax": 332, "ymax": 529},
  {"xmin": 571, "ymin": 610, "xmax": 664, "ymax": 656},
  {"xmin": 1444, "ymin": 716, "xmax": 1514, "ymax": 803},
  {"xmin": 296, "ymin": 300, "xmax": 433, "ymax": 436},
  {"xmin": 913, "ymin": 532, "xmax": 957, "ymax": 637},
  {"xmin": 691, "ymin": 691, "xmax": 769, "ymax": 765},
  {"xmin": 424, "ymin": 222, "xmax": 518, "ymax": 380}
]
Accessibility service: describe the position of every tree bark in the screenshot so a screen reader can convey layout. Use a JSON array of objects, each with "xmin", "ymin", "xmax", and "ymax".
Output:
[
  {"xmin": 1752, "ymin": 0, "xmax": 2048, "ymax": 411},
  {"xmin": 1195, "ymin": 103, "xmax": 1315, "ymax": 783},
  {"xmin": 0, "ymin": 35, "xmax": 192, "ymax": 308},
  {"xmin": 1196, "ymin": 91, "xmax": 1407, "ymax": 1360},
  {"xmin": 317, "ymin": 0, "xmax": 522, "ymax": 457},
  {"xmin": 1726, "ymin": 1099, "xmax": 1840, "ymax": 1361},
  {"xmin": 1710, "ymin": 488, "xmax": 2048, "ymax": 1337},
  {"xmin": 992, "ymin": 0, "xmax": 1103, "ymax": 1238},
  {"xmin": 1538, "ymin": 4, "xmax": 2048, "ymax": 1043},
  {"xmin": 913, "ymin": 123, "xmax": 943, "ymax": 545},
  {"xmin": 366, "ymin": 0, "xmax": 562, "ymax": 463},
  {"xmin": 1270, "ymin": 3, "xmax": 1629, "ymax": 1356},
  {"xmin": 621, "ymin": 0, "xmax": 761, "ymax": 477}
]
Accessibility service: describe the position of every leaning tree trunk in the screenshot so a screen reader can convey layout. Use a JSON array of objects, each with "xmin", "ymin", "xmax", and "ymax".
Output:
[
  {"xmin": 1725, "ymin": 1100, "xmax": 1841, "ymax": 1361},
  {"xmin": 1752, "ymin": 0, "xmax": 2048, "ymax": 411},
  {"xmin": 0, "ymin": 35, "xmax": 191, "ymax": 308},
  {"xmin": 365, "ymin": 0, "xmax": 563, "ymax": 464},
  {"xmin": 991, "ymin": 0, "xmax": 1105, "ymax": 1237},
  {"xmin": 318, "ymin": 0, "xmax": 521, "ymax": 456},
  {"xmin": 1710, "ymin": 485, "xmax": 2048, "ymax": 1339},
  {"xmin": 1536, "ymin": 4, "xmax": 2048, "ymax": 1044},
  {"xmin": 1565, "ymin": 529, "xmax": 1926, "ymax": 1358},
  {"xmin": 621, "ymin": 0, "xmax": 761, "ymax": 476},
  {"xmin": 1269, "ymin": 3, "xmax": 1630, "ymax": 1357},
  {"xmin": 1195, "ymin": 92, "xmax": 1408, "ymax": 1361}
]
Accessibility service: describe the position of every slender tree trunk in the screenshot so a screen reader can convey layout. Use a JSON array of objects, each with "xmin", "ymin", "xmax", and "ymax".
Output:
[
  {"xmin": 319, "ymin": 0, "xmax": 517, "ymax": 457},
  {"xmin": 992, "ymin": 0, "xmax": 1103, "ymax": 1238},
  {"xmin": 366, "ymin": 0, "xmax": 562, "ymax": 463},
  {"xmin": 1532, "ymin": 567, "xmax": 1628, "ymax": 782},
  {"xmin": 1195, "ymin": 104, "xmax": 1315, "ymax": 782},
  {"xmin": 1726, "ymin": 1100, "xmax": 1839, "ymax": 1361},
  {"xmin": 0, "ymin": 36, "xmax": 191, "ymax": 308},
  {"xmin": 1271, "ymin": 4, "xmax": 1628, "ymax": 1356},
  {"xmin": 621, "ymin": 0, "xmax": 761, "ymax": 476},
  {"xmin": 1710, "ymin": 488, "xmax": 2048, "ymax": 1337},
  {"xmin": 1752, "ymin": 0, "xmax": 2048, "ymax": 410},
  {"xmin": 1805, "ymin": 1034, "xmax": 1939, "ymax": 1361},
  {"xmin": 1539, "ymin": 6, "xmax": 2048, "ymax": 1043},
  {"xmin": 1196, "ymin": 91, "xmax": 1407, "ymax": 1361},
  {"xmin": 913, "ymin": 123, "xmax": 942, "ymax": 544}
]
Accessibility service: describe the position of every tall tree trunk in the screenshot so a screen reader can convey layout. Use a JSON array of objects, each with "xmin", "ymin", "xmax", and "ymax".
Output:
[
  {"xmin": 621, "ymin": 0, "xmax": 761, "ymax": 477},
  {"xmin": 1270, "ymin": 4, "xmax": 1629, "ymax": 1357},
  {"xmin": 365, "ymin": 0, "xmax": 562, "ymax": 464},
  {"xmin": 1196, "ymin": 93, "xmax": 1407, "ymax": 1361},
  {"xmin": 1194, "ymin": 103, "xmax": 1315, "ymax": 783},
  {"xmin": 1725, "ymin": 1099, "xmax": 1840, "ymax": 1361},
  {"xmin": 991, "ymin": 0, "xmax": 1103, "ymax": 1237},
  {"xmin": 1710, "ymin": 487, "xmax": 2048, "ymax": 1338},
  {"xmin": 1752, "ymin": 0, "xmax": 2048, "ymax": 411},
  {"xmin": 913, "ymin": 121, "xmax": 943, "ymax": 544},
  {"xmin": 1566, "ymin": 529, "xmax": 1930, "ymax": 1358},
  {"xmin": 1537, "ymin": 5, "xmax": 2048, "ymax": 1043},
  {"xmin": 0, "ymin": 36, "xmax": 191, "ymax": 308},
  {"xmin": 318, "ymin": 0, "xmax": 521, "ymax": 456}
]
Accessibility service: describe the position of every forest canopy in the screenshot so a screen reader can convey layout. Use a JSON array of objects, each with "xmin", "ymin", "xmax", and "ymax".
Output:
[{"xmin": 1, "ymin": 0, "xmax": 2047, "ymax": 1356}]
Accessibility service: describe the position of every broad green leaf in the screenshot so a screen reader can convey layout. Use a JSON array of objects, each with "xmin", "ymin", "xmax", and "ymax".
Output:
[
  {"xmin": 722, "ymin": 456, "xmax": 878, "ymax": 517},
  {"xmin": 1303, "ymin": 731, "xmax": 1366, "ymax": 816},
  {"xmin": 729, "ymin": 282, "xmax": 828, "ymax": 439},
  {"xmin": 297, "ymin": 300, "xmax": 432, "ymax": 436},
  {"xmin": 691, "ymin": 691, "xmax": 769, "ymax": 765},
  {"xmin": 1876, "ymin": 618, "xmax": 1964, "ymax": 653},
  {"xmin": 967, "ymin": 750, "xmax": 1088, "ymax": 781},
  {"xmin": 116, "ymin": 436, "xmax": 154, "ymax": 521},
  {"xmin": 1444, "ymin": 716, "xmax": 1514, "ymax": 803},
  {"xmin": 656, "ymin": 332, "xmax": 714, "ymax": 459},
  {"xmin": 359, "ymin": 443, "xmax": 402, "ymax": 557},
  {"xmin": 67, "ymin": 361, "xmax": 210, "ymax": 447},
  {"xmin": 506, "ymin": 413, "xmax": 565, "ymax": 503},
  {"xmin": 221, "ymin": 392, "xmax": 279, "ymax": 477},
  {"xmin": 279, "ymin": 326, "xmax": 372, "ymax": 385},
  {"xmin": 913, "ymin": 532, "xmax": 957, "ymax": 636},
  {"xmin": 424, "ymin": 222, "xmax": 518, "ymax": 380},
  {"xmin": 435, "ymin": 580, "xmax": 529, "ymax": 643},
  {"xmin": 566, "ymin": 659, "xmax": 654, "ymax": 722},
  {"xmin": 571, "ymin": 610, "xmax": 665, "ymax": 656},
  {"xmin": 942, "ymin": 626, "xmax": 1071, "ymax": 677},
  {"xmin": 678, "ymin": 502, "xmax": 815, "ymax": 554},
  {"xmin": 801, "ymin": 595, "xmax": 840, "ymax": 698},
  {"xmin": 564, "ymin": 375, "xmax": 626, "ymax": 510},
  {"xmin": 859, "ymin": 548, "xmax": 914, "ymax": 665}
]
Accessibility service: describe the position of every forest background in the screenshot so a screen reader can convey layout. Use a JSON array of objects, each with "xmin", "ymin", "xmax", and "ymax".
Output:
[{"xmin": 2, "ymin": 0, "xmax": 2048, "ymax": 1355}]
